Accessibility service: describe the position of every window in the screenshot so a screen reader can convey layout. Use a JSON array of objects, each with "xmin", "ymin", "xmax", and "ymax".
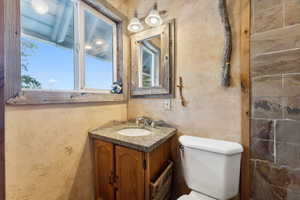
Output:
[
  {"xmin": 21, "ymin": 0, "xmax": 75, "ymax": 90},
  {"xmin": 20, "ymin": 0, "xmax": 122, "ymax": 96},
  {"xmin": 83, "ymin": 6, "xmax": 117, "ymax": 90}
]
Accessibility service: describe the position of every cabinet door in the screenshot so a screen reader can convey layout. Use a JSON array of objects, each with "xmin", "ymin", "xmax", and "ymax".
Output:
[
  {"xmin": 94, "ymin": 140, "xmax": 114, "ymax": 200},
  {"xmin": 115, "ymin": 146, "xmax": 145, "ymax": 200}
]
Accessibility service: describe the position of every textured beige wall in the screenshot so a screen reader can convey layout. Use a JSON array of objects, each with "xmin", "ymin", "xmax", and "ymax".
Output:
[
  {"xmin": 5, "ymin": 104, "xmax": 127, "ymax": 200},
  {"xmin": 106, "ymin": 0, "xmax": 131, "ymax": 17},
  {"xmin": 5, "ymin": 1, "xmax": 131, "ymax": 200},
  {"xmin": 127, "ymin": 0, "xmax": 242, "ymax": 197},
  {"xmin": 129, "ymin": 0, "xmax": 241, "ymax": 143}
]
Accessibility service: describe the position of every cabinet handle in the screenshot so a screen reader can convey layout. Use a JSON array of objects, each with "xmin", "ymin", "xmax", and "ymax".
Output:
[{"xmin": 109, "ymin": 171, "xmax": 114, "ymax": 185}]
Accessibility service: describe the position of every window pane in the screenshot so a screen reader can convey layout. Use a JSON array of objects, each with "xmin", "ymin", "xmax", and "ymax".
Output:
[
  {"xmin": 21, "ymin": 0, "xmax": 74, "ymax": 90},
  {"xmin": 84, "ymin": 9, "xmax": 115, "ymax": 90},
  {"xmin": 141, "ymin": 47, "xmax": 153, "ymax": 88},
  {"xmin": 139, "ymin": 36, "xmax": 161, "ymax": 88}
]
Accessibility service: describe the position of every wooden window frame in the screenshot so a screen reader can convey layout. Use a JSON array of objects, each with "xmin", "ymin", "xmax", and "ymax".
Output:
[
  {"xmin": 0, "ymin": 0, "xmax": 5, "ymax": 199},
  {"xmin": 5, "ymin": 0, "xmax": 128, "ymax": 105}
]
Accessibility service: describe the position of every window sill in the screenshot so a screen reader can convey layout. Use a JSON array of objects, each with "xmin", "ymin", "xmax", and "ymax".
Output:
[{"xmin": 6, "ymin": 90, "xmax": 126, "ymax": 105}]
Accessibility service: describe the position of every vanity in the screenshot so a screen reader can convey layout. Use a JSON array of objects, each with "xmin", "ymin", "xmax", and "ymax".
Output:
[{"xmin": 89, "ymin": 121, "xmax": 176, "ymax": 200}]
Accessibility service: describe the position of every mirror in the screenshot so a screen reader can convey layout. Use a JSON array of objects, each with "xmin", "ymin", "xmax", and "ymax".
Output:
[{"xmin": 131, "ymin": 20, "xmax": 175, "ymax": 97}]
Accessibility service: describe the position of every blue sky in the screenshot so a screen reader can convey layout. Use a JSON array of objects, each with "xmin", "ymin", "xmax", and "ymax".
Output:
[{"xmin": 22, "ymin": 36, "xmax": 113, "ymax": 90}]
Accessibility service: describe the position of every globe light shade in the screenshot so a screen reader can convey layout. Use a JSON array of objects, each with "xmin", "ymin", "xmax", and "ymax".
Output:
[
  {"xmin": 145, "ymin": 9, "xmax": 162, "ymax": 27},
  {"xmin": 127, "ymin": 17, "xmax": 144, "ymax": 32},
  {"xmin": 31, "ymin": 0, "xmax": 49, "ymax": 15}
]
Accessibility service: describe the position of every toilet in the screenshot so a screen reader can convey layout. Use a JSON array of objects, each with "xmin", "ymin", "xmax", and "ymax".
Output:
[{"xmin": 178, "ymin": 135, "xmax": 243, "ymax": 200}]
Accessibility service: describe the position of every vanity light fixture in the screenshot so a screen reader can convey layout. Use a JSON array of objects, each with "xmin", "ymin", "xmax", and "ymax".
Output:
[
  {"xmin": 31, "ymin": 0, "xmax": 49, "ymax": 15},
  {"xmin": 127, "ymin": 11, "xmax": 144, "ymax": 33},
  {"xmin": 145, "ymin": 3, "xmax": 162, "ymax": 27},
  {"xmin": 128, "ymin": 3, "xmax": 163, "ymax": 33}
]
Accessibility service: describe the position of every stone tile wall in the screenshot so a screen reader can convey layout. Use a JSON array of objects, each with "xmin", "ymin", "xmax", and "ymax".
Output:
[{"xmin": 251, "ymin": 0, "xmax": 300, "ymax": 199}]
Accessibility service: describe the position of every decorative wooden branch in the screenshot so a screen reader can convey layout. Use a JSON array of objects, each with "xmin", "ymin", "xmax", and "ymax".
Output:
[
  {"xmin": 219, "ymin": 0, "xmax": 232, "ymax": 87},
  {"xmin": 177, "ymin": 77, "xmax": 186, "ymax": 107}
]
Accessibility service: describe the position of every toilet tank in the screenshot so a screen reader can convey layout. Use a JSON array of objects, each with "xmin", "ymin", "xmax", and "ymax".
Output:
[{"xmin": 179, "ymin": 136, "xmax": 243, "ymax": 200}]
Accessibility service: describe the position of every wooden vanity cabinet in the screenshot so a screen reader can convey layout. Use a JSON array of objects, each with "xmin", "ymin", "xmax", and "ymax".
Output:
[
  {"xmin": 94, "ymin": 140, "xmax": 114, "ymax": 200},
  {"xmin": 93, "ymin": 139, "xmax": 172, "ymax": 200},
  {"xmin": 115, "ymin": 146, "xmax": 145, "ymax": 200}
]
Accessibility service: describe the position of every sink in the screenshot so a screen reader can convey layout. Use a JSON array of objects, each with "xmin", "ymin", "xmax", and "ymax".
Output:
[{"xmin": 117, "ymin": 128, "xmax": 152, "ymax": 137}]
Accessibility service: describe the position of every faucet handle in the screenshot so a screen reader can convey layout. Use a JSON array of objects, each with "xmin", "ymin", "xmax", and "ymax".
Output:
[
  {"xmin": 144, "ymin": 118, "xmax": 152, "ymax": 126},
  {"xmin": 136, "ymin": 116, "xmax": 152, "ymax": 127},
  {"xmin": 151, "ymin": 120, "xmax": 165, "ymax": 128},
  {"xmin": 136, "ymin": 117, "xmax": 145, "ymax": 128}
]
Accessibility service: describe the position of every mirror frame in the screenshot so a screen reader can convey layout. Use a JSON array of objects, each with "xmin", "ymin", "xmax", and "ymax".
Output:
[{"xmin": 130, "ymin": 19, "xmax": 175, "ymax": 97}]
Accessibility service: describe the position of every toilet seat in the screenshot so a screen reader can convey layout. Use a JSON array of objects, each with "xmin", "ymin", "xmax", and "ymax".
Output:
[
  {"xmin": 177, "ymin": 191, "xmax": 216, "ymax": 200},
  {"xmin": 177, "ymin": 194, "xmax": 193, "ymax": 200}
]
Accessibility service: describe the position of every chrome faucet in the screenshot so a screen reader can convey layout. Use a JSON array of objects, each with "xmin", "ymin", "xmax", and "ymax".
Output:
[{"xmin": 136, "ymin": 117, "xmax": 152, "ymax": 128}]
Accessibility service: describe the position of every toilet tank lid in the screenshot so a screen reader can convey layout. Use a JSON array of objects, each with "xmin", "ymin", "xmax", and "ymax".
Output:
[{"xmin": 179, "ymin": 135, "xmax": 243, "ymax": 155}]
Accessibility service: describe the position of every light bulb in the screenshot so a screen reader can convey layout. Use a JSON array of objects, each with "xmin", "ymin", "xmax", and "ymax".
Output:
[
  {"xmin": 132, "ymin": 25, "xmax": 139, "ymax": 31},
  {"xmin": 95, "ymin": 39, "xmax": 105, "ymax": 46},
  {"xmin": 150, "ymin": 17, "xmax": 159, "ymax": 24},
  {"xmin": 31, "ymin": 0, "xmax": 49, "ymax": 15},
  {"xmin": 85, "ymin": 45, "xmax": 92, "ymax": 50}
]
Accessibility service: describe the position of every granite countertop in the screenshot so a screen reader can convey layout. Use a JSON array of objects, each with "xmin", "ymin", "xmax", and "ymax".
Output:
[{"xmin": 89, "ymin": 121, "xmax": 177, "ymax": 152}]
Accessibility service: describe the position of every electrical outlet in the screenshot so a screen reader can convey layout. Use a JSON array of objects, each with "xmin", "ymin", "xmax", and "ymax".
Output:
[{"xmin": 164, "ymin": 99, "xmax": 172, "ymax": 111}]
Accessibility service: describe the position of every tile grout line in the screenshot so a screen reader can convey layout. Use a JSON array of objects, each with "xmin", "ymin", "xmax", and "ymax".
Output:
[
  {"xmin": 251, "ymin": 117, "xmax": 297, "ymax": 122},
  {"xmin": 281, "ymin": 74, "xmax": 285, "ymax": 122},
  {"xmin": 251, "ymin": 23, "xmax": 300, "ymax": 37},
  {"xmin": 252, "ymin": 74, "xmax": 282, "ymax": 80},
  {"xmin": 252, "ymin": 47, "xmax": 300, "ymax": 57},
  {"xmin": 255, "ymin": 4, "xmax": 282, "ymax": 13},
  {"xmin": 273, "ymin": 119, "xmax": 277, "ymax": 164},
  {"xmin": 253, "ymin": 73, "xmax": 300, "ymax": 80},
  {"xmin": 282, "ymin": 0, "xmax": 286, "ymax": 27},
  {"xmin": 282, "ymin": 73, "xmax": 284, "ymax": 92}
]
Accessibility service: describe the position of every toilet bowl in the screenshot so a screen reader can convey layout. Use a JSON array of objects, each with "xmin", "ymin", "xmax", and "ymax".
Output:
[
  {"xmin": 178, "ymin": 191, "xmax": 215, "ymax": 200},
  {"xmin": 177, "ymin": 136, "xmax": 243, "ymax": 200}
]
